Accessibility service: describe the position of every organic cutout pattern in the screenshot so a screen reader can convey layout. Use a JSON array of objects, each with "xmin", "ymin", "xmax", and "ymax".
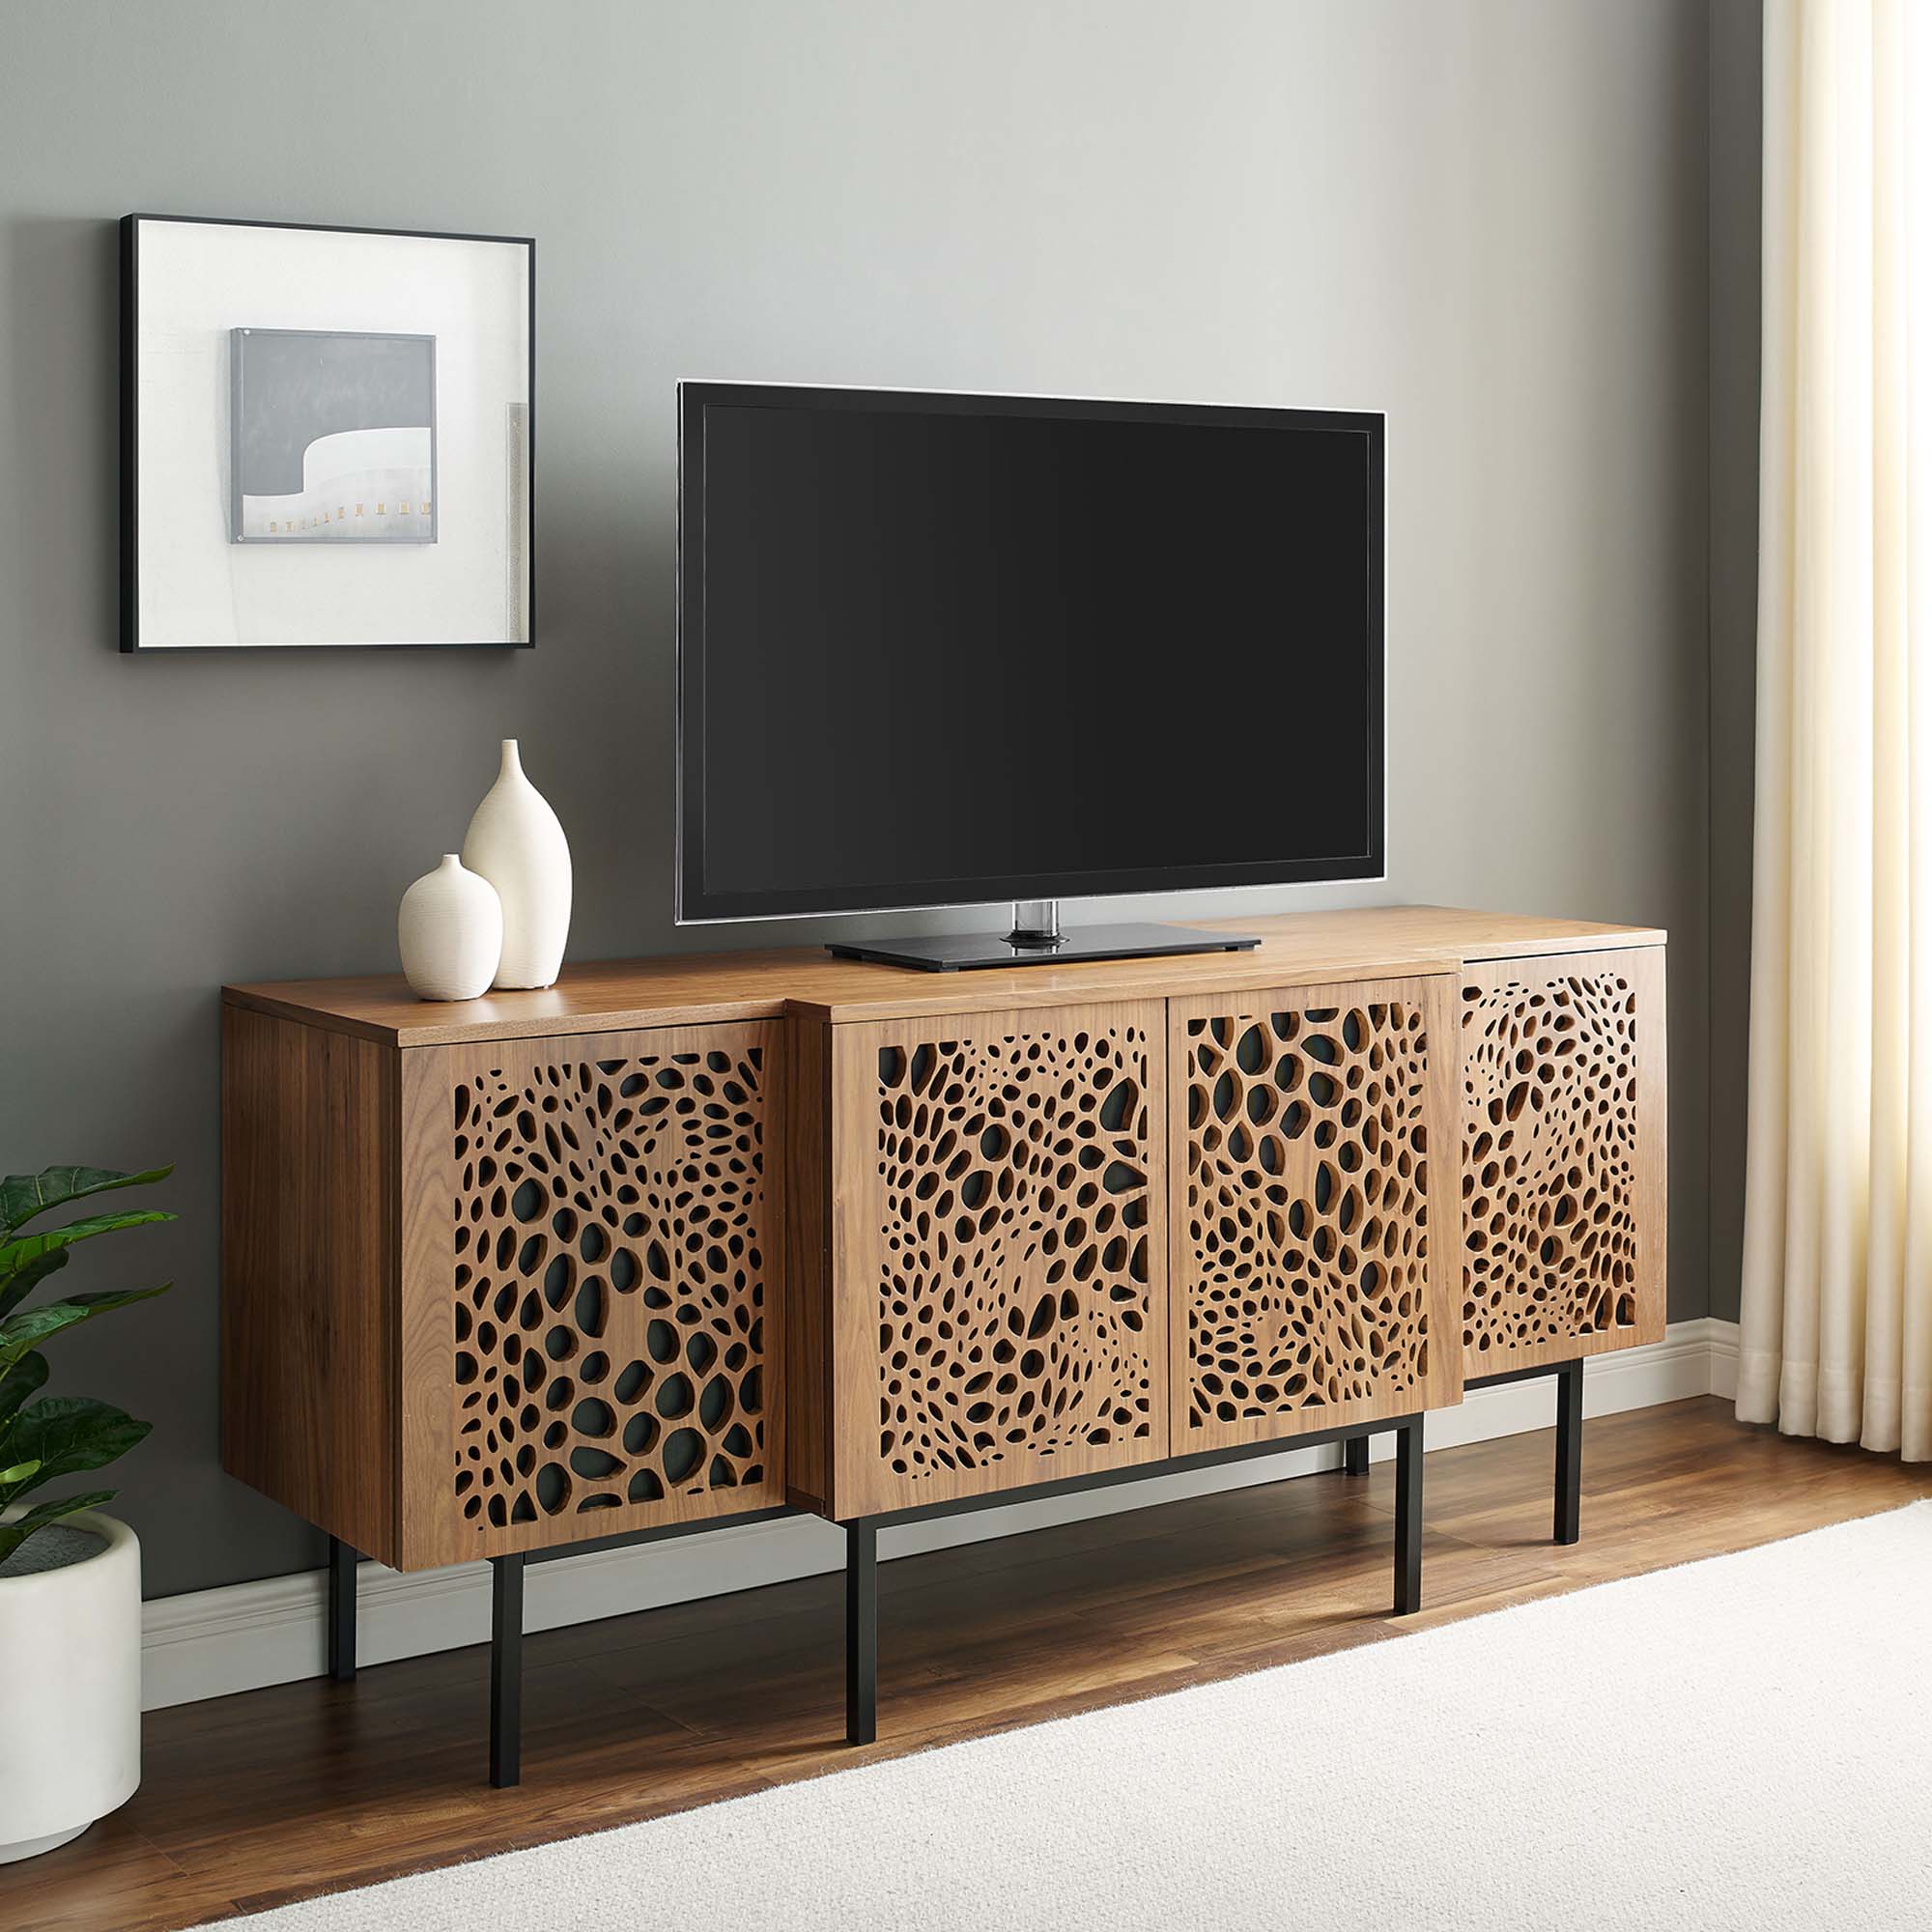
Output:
[
  {"xmin": 450, "ymin": 1043, "xmax": 768, "ymax": 1531},
  {"xmin": 1180, "ymin": 1002, "xmax": 1433, "ymax": 1430},
  {"xmin": 1461, "ymin": 974, "xmax": 1640, "ymax": 1359},
  {"xmin": 874, "ymin": 1023, "xmax": 1156, "ymax": 1480}
]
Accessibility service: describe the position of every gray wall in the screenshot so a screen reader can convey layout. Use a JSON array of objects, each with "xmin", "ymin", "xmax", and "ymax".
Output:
[
  {"xmin": 0, "ymin": 0, "xmax": 1713, "ymax": 1599},
  {"xmin": 1707, "ymin": 0, "xmax": 1762, "ymax": 1324}
]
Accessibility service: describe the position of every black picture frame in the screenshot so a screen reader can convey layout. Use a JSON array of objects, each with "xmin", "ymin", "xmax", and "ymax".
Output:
[{"xmin": 120, "ymin": 213, "xmax": 536, "ymax": 653}]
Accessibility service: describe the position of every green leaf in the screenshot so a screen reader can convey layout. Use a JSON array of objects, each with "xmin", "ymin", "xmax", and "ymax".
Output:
[
  {"xmin": 0, "ymin": 1285, "xmax": 171, "ymax": 1376},
  {"xmin": 0, "ymin": 1245, "xmax": 67, "ymax": 1321},
  {"xmin": 0, "ymin": 1164, "xmax": 174, "ymax": 1236},
  {"xmin": 0, "ymin": 1350, "xmax": 48, "ymax": 1432},
  {"xmin": 0, "ymin": 1490, "xmax": 115, "ymax": 1568},
  {"xmin": 0, "ymin": 1208, "xmax": 175, "ymax": 1283},
  {"xmin": 0, "ymin": 1398, "xmax": 151, "ymax": 1506},
  {"xmin": 0, "ymin": 1214, "xmax": 174, "ymax": 1321},
  {"xmin": 0, "ymin": 1459, "xmax": 41, "ymax": 1486}
]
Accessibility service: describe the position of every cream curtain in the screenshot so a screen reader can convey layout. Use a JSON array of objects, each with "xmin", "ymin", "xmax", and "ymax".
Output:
[{"xmin": 1740, "ymin": 0, "xmax": 1932, "ymax": 1459}]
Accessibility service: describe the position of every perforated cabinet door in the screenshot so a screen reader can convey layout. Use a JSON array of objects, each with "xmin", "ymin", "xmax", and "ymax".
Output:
[
  {"xmin": 1167, "ymin": 975, "xmax": 1462, "ymax": 1454},
  {"xmin": 826, "ymin": 1002, "xmax": 1169, "ymax": 1518},
  {"xmin": 397, "ymin": 1021, "xmax": 785, "ymax": 1568},
  {"xmin": 1459, "ymin": 947, "xmax": 1668, "ymax": 1378}
]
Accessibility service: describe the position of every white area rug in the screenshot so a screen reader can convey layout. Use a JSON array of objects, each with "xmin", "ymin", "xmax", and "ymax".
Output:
[{"xmin": 210, "ymin": 1502, "xmax": 1932, "ymax": 1931}]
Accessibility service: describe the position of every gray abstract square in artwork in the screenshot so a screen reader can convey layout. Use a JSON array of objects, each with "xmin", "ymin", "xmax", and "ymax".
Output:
[{"xmin": 230, "ymin": 328, "xmax": 437, "ymax": 544}]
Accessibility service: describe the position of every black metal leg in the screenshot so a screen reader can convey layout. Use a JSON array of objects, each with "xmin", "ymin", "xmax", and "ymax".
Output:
[
  {"xmin": 1393, "ymin": 1416, "xmax": 1423, "ymax": 1614},
  {"xmin": 1342, "ymin": 1434, "xmax": 1370, "ymax": 1476},
  {"xmin": 845, "ymin": 1520, "xmax": 877, "ymax": 1746},
  {"xmin": 327, "ymin": 1536, "xmax": 357, "ymax": 1683},
  {"xmin": 490, "ymin": 1553, "xmax": 525, "ymax": 1788},
  {"xmin": 1554, "ymin": 1358, "xmax": 1584, "ymax": 1546}
]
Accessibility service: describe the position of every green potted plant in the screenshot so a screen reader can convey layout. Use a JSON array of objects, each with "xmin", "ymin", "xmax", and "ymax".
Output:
[{"xmin": 0, "ymin": 1163, "xmax": 172, "ymax": 1863}]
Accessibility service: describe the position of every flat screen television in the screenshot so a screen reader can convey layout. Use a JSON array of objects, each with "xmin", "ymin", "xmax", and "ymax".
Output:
[{"xmin": 677, "ymin": 383, "xmax": 1383, "ymax": 970}]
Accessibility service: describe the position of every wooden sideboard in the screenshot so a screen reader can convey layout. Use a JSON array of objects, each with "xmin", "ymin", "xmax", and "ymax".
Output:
[{"xmin": 221, "ymin": 906, "xmax": 1665, "ymax": 1782}]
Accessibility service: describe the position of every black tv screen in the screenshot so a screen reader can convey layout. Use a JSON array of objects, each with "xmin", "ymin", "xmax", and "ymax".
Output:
[{"xmin": 677, "ymin": 384, "xmax": 1383, "ymax": 923}]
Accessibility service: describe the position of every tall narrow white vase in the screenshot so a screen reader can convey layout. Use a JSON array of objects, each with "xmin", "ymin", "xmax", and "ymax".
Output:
[{"xmin": 462, "ymin": 739, "xmax": 572, "ymax": 989}]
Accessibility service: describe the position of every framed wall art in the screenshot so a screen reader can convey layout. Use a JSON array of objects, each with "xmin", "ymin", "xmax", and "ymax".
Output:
[{"xmin": 120, "ymin": 214, "xmax": 534, "ymax": 651}]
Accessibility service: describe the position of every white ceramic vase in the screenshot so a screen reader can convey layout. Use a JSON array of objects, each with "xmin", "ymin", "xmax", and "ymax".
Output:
[
  {"xmin": 461, "ymin": 739, "xmax": 572, "ymax": 989},
  {"xmin": 398, "ymin": 854, "xmax": 503, "ymax": 1001},
  {"xmin": 0, "ymin": 1510, "xmax": 142, "ymax": 1863}
]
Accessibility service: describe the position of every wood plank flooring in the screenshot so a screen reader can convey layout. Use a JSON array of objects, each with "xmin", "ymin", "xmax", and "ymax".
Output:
[{"xmin": 7, "ymin": 1399, "xmax": 1928, "ymax": 1931}]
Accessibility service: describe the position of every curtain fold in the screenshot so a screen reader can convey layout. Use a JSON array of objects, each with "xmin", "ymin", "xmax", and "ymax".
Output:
[{"xmin": 1740, "ymin": 0, "xmax": 1932, "ymax": 1461}]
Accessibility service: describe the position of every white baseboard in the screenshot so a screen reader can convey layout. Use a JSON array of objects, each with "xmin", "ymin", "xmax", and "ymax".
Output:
[{"xmin": 140, "ymin": 1317, "xmax": 1741, "ymax": 1712}]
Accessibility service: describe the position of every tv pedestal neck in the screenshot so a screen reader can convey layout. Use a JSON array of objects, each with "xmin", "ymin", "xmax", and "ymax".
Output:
[{"xmin": 825, "ymin": 898, "xmax": 1263, "ymax": 973}]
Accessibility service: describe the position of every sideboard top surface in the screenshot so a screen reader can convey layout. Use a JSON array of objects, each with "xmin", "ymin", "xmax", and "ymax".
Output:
[{"xmin": 221, "ymin": 904, "xmax": 1666, "ymax": 1047}]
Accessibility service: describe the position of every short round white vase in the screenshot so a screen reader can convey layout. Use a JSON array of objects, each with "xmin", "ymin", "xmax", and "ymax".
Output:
[
  {"xmin": 398, "ymin": 854, "xmax": 503, "ymax": 1001},
  {"xmin": 461, "ymin": 739, "xmax": 572, "ymax": 990},
  {"xmin": 0, "ymin": 1510, "xmax": 142, "ymax": 1863}
]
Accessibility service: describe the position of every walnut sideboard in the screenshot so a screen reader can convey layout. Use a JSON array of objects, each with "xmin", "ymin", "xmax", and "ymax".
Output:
[{"xmin": 221, "ymin": 906, "xmax": 1665, "ymax": 1783}]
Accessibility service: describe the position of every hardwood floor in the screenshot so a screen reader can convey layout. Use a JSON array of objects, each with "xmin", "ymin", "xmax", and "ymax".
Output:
[{"xmin": 7, "ymin": 1398, "xmax": 1928, "ymax": 1931}]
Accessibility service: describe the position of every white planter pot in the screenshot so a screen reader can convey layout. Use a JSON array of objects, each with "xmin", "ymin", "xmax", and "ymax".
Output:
[
  {"xmin": 461, "ymin": 739, "xmax": 572, "ymax": 989},
  {"xmin": 0, "ymin": 1509, "xmax": 142, "ymax": 1862},
  {"xmin": 398, "ymin": 853, "xmax": 503, "ymax": 1001}
]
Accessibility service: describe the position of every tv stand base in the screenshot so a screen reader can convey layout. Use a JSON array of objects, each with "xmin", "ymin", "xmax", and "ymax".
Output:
[
  {"xmin": 838, "ymin": 1411, "xmax": 1427, "ymax": 1746},
  {"xmin": 222, "ymin": 906, "xmax": 1666, "ymax": 1784},
  {"xmin": 827, "ymin": 921, "xmax": 1261, "ymax": 972},
  {"xmin": 1339, "ymin": 1358, "xmax": 1585, "ymax": 1545}
]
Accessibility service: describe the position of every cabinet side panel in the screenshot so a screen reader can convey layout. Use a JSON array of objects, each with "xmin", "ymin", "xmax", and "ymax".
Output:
[
  {"xmin": 1168, "ymin": 975, "xmax": 1459, "ymax": 1454},
  {"xmin": 1460, "ymin": 944, "xmax": 1667, "ymax": 1376},
  {"xmin": 783, "ymin": 1014, "xmax": 833, "ymax": 1513},
  {"xmin": 829, "ymin": 1001, "xmax": 1168, "ymax": 1519},
  {"xmin": 220, "ymin": 1006, "xmax": 398, "ymax": 1561}
]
